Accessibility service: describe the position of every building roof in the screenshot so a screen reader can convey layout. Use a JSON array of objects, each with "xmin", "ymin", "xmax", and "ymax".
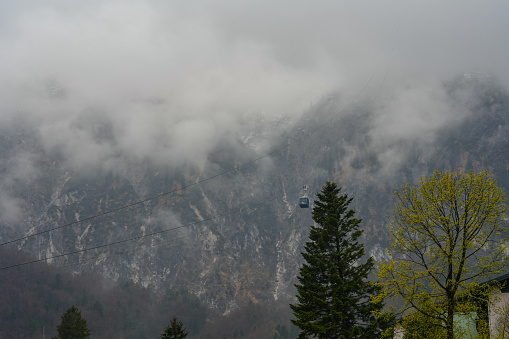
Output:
[{"xmin": 482, "ymin": 272, "xmax": 509, "ymax": 292}]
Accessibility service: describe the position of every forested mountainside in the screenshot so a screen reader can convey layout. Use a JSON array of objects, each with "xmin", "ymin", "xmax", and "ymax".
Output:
[
  {"xmin": 1, "ymin": 74, "xmax": 508, "ymax": 318},
  {"xmin": 0, "ymin": 245, "xmax": 300, "ymax": 338},
  {"xmin": 0, "ymin": 246, "xmax": 206, "ymax": 338}
]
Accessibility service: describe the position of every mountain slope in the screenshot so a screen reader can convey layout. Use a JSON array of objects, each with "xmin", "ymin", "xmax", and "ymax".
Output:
[{"xmin": 1, "ymin": 74, "xmax": 508, "ymax": 314}]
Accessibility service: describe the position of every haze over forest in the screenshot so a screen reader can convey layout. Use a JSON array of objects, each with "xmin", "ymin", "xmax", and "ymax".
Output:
[{"xmin": 1, "ymin": 1, "xmax": 509, "ymax": 338}]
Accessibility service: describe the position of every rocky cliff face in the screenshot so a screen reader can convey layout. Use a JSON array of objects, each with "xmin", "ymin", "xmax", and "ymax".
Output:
[{"xmin": 1, "ymin": 74, "xmax": 508, "ymax": 313}]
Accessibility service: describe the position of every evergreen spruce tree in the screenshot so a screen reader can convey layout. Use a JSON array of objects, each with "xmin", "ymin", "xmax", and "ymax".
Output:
[
  {"xmin": 290, "ymin": 181, "xmax": 383, "ymax": 338},
  {"xmin": 53, "ymin": 305, "xmax": 91, "ymax": 339},
  {"xmin": 161, "ymin": 316, "xmax": 188, "ymax": 339}
]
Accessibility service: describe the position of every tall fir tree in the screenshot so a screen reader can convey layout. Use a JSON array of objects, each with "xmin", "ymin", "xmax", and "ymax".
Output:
[
  {"xmin": 161, "ymin": 316, "xmax": 188, "ymax": 339},
  {"xmin": 52, "ymin": 305, "xmax": 91, "ymax": 339},
  {"xmin": 290, "ymin": 181, "xmax": 383, "ymax": 338}
]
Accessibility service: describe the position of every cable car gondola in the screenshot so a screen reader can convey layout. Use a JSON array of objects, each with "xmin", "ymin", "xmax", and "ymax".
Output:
[{"xmin": 299, "ymin": 185, "xmax": 310, "ymax": 208}]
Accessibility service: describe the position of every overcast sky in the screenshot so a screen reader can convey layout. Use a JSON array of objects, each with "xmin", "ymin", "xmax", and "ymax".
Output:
[
  {"xmin": 2, "ymin": 0, "xmax": 508, "ymax": 114},
  {"xmin": 1, "ymin": 1, "xmax": 509, "ymax": 222}
]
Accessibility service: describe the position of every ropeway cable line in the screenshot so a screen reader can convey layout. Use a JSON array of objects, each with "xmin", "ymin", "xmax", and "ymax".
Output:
[{"xmin": 0, "ymin": 65, "xmax": 387, "ymax": 275}]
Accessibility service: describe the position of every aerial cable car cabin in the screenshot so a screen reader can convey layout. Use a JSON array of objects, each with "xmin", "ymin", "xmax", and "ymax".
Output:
[{"xmin": 299, "ymin": 185, "xmax": 310, "ymax": 208}]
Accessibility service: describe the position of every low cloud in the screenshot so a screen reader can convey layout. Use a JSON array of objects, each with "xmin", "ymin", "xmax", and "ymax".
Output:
[
  {"xmin": 0, "ymin": 151, "xmax": 40, "ymax": 224},
  {"xmin": 0, "ymin": 195, "xmax": 23, "ymax": 224},
  {"xmin": 0, "ymin": 0, "xmax": 507, "ymax": 180},
  {"xmin": 369, "ymin": 77, "xmax": 471, "ymax": 174}
]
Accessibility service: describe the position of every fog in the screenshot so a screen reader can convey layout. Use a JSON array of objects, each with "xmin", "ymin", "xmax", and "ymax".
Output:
[{"xmin": 1, "ymin": 0, "xmax": 508, "ymax": 221}]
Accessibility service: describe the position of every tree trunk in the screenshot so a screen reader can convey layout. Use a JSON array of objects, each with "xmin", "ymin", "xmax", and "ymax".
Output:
[{"xmin": 446, "ymin": 300, "xmax": 454, "ymax": 339}]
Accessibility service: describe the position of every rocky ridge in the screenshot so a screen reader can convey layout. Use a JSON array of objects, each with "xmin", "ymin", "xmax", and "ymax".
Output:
[{"xmin": 1, "ymin": 74, "xmax": 508, "ymax": 313}]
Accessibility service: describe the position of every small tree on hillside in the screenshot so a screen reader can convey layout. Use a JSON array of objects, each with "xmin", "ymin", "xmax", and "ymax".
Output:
[
  {"xmin": 161, "ymin": 316, "xmax": 188, "ymax": 339},
  {"xmin": 290, "ymin": 181, "xmax": 384, "ymax": 338},
  {"xmin": 52, "ymin": 305, "xmax": 91, "ymax": 339}
]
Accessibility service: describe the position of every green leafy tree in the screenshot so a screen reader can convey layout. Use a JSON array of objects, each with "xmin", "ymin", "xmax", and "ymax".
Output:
[
  {"xmin": 492, "ymin": 299, "xmax": 509, "ymax": 339},
  {"xmin": 272, "ymin": 324, "xmax": 290, "ymax": 339},
  {"xmin": 290, "ymin": 181, "xmax": 384, "ymax": 338},
  {"xmin": 400, "ymin": 300, "xmax": 446, "ymax": 339},
  {"xmin": 377, "ymin": 170, "xmax": 507, "ymax": 339},
  {"xmin": 52, "ymin": 305, "xmax": 91, "ymax": 339},
  {"xmin": 161, "ymin": 316, "xmax": 188, "ymax": 339}
]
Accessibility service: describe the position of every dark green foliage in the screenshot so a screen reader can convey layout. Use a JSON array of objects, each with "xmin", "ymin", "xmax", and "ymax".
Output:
[
  {"xmin": 0, "ymin": 247, "xmax": 210, "ymax": 338},
  {"xmin": 272, "ymin": 324, "xmax": 290, "ymax": 338},
  {"xmin": 197, "ymin": 298, "xmax": 298, "ymax": 338},
  {"xmin": 161, "ymin": 316, "xmax": 188, "ymax": 339},
  {"xmin": 53, "ymin": 306, "xmax": 91, "ymax": 339},
  {"xmin": 91, "ymin": 300, "xmax": 104, "ymax": 317},
  {"xmin": 290, "ymin": 181, "xmax": 384, "ymax": 339},
  {"xmin": 53, "ymin": 273, "xmax": 63, "ymax": 290}
]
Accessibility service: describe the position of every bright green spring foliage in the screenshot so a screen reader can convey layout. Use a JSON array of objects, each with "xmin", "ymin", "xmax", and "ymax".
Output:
[
  {"xmin": 53, "ymin": 306, "xmax": 91, "ymax": 339},
  {"xmin": 291, "ymin": 181, "xmax": 385, "ymax": 339},
  {"xmin": 491, "ymin": 297, "xmax": 509, "ymax": 339},
  {"xmin": 376, "ymin": 170, "xmax": 507, "ymax": 339},
  {"xmin": 394, "ymin": 292, "xmax": 491, "ymax": 339},
  {"xmin": 161, "ymin": 316, "xmax": 188, "ymax": 339}
]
